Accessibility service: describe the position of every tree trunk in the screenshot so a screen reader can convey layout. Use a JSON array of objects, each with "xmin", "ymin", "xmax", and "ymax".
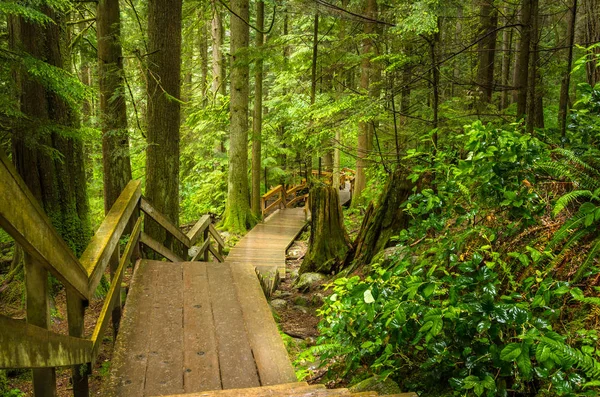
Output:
[
  {"xmin": 344, "ymin": 168, "xmax": 414, "ymax": 273},
  {"xmin": 515, "ymin": 0, "xmax": 533, "ymax": 120},
  {"xmin": 145, "ymin": 0, "xmax": 183, "ymax": 246},
  {"xmin": 476, "ymin": 0, "xmax": 498, "ymax": 103},
  {"xmin": 500, "ymin": 6, "xmax": 514, "ymax": 110},
  {"xmin": 98, "ymin": 0, "xmax": 133, "ymax": 215},
  {"xmin": 198, "ymin": 16, "xmax": 209, "ymax": 105},
  {"xmin": 582, "ymin": 0, "xmax": 600, "ymax": 86},
  {"xmin": 211, "ymin": 0, "xmax": 226, "ymax": 98},
  {"xmin": 251, "ymin": 0, "xmax": 264, "ymax": 219},
  {"xmin": 558, "ymin": 0, "xmax": 578, "ymax": 137},
  {"xmin": 300, "ymin": 185, "xmax": 351, "ymax": 274},
  {"xmin": 223, "ymin": 0, "xmax": 254, "ymax": 232},
  {"xmin": 354, "ymin": 0, "xmax": 377, "ymax": 204},
  {"xmin": 526, "ymin": 0, "xmax": 540, "ymax": 134}
]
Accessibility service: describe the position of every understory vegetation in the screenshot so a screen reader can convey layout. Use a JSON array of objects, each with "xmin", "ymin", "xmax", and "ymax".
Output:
[{"xmin": 309, "ymin": 81, "xmax": 600, "ymax": 396}]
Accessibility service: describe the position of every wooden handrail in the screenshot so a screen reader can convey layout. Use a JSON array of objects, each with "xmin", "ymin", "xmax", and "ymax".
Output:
[
  {"xmin": 0, "ymin": 151, "xmax": 89, "ymax": 299},
  {"xmin": 80, "ymin": 180, "xmax": 141, "ymax": 296},
  {"xmin": 140, "ymin": 198, "xmax": 191, "ymax": 247},
  {"xmin": 187, "ymin": 214, "xmax": 211, "ymax": 246},
  {"xmin": 261, "ymin": 185, "xmax": 283, "ymax": 201}
]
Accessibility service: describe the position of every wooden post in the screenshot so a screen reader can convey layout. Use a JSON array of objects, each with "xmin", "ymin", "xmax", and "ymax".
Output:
[
  {"xmin": 25, "ymin": 253, "xmax": 57, "ymax": 397},
  {"xmin": 264, "ymin": 166, "xmax": 267, "ymax": 192},
  {"xmin": 67, "ymin": 289, "xmax": 89, "ymax": 397},
  {"xmin": 318, "ymin": 157, "xmax": 322, "ymax": 178},
  {"xmin": 110, "ymin": 247, "xmax": 121, "ymax": 339},
  {"xmin": 203, "ymin": 228, "xmax": 210, "ymax": 261}
]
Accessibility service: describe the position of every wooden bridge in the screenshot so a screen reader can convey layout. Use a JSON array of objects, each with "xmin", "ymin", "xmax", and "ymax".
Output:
[{"xmin": 0, "ymin": 152, "xmax": 414, "ymax": 397}]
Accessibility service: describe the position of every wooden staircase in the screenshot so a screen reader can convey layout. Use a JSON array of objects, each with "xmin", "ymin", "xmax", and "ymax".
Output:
[{"xmin": 151, "ymin": 382, "xmax": 417, "ymax": 396}]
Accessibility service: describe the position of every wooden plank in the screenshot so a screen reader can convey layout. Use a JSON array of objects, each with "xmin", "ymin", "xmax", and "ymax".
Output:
[
  {"xmin": 140, "ymin": 232, "xmax": 183, "ymax": 262},
  {"xmin": 263, "ymin": 198, "xmax": 282, "ymax": 215},
  {"xmin": 91, "ymin": 218, "xmax": 142, "ymax": 362},
  {"xmin": 182, "ymin": 263, "xmax": 221, "ymax": 392},
  {"xmin": 150, "ymin": 383, "xmax": 322, "ymax": 397},
  {"xmin": 207, "ymin": 263, "xmax": 259, "ymax": 389},
  {"xmin": 0, "ymin": 315, "xmax": 92, "ymax": 368},
  {"xmin": 145, "ymin": 262, "xmax": 184, "ymax": 395},
  {"xmin": 0, "ymin": 151, "xmax": 89, "ymax": 299},
  {"xmin": 81, "ymin": 180, "xmax": 142, "ymax": 296},
  {"xmin": 104, "ymin": 260, "xmax": 156, "ymax": 397},
  {"xmin": 261, "ymin": 185, "xmax": 282, "ymax": 201},
  {"xmin": 188, "ymin": 215, "xmax": 211, "ymax": 246},
  {"xmin": 141, "ymin": 198, "xmax": 191, "ymax": 247},
  {"xmin": 209, "ymin": 224, "xmax": 225, "ymax": 248},
  {"xmin": 230, "ymin": 264, "xmax": 297, "ymax": 385}
]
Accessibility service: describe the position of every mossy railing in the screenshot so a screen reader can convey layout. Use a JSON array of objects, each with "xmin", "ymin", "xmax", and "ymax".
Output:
[{"xmin": 0, "ymin": 150, "xmax": 224, "ymax": 397}]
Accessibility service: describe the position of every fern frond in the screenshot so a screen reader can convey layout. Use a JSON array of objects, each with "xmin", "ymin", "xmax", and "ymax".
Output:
[
  {"xmin": 541, "ymin": 336, "xmax": 600, "ymax": 379},
  {"xmin": 573, "ymin": 238, "xmax": 600, "ymax": 283},
  {"xmin": 553, "ymin": 190, "xmax": 593, "ymax": 217},
  {"xmin": 554, "ymin": 148, "xmax": 600, "ymax": 177},
  {"xmin": 545, "ymin": 229, "xmax": 588, "ymax": 272},
  {"xmin": 547, "ymin": 213, "xmax": 588, "ymax": 249}
]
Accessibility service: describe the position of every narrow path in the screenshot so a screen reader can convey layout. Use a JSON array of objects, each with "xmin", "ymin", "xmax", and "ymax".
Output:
[{"xmin": 103, "ymin": 209, "xmax": 307, "ymax": 396}]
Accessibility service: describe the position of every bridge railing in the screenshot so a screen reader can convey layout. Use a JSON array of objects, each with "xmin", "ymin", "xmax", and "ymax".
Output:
[
  {"xmin": 260, "ymin": 168, "xmax": 355, "ymax": 217},
  {"xmin": 0, "ymin": 150, "xmax": 225, "ymax": 397}
]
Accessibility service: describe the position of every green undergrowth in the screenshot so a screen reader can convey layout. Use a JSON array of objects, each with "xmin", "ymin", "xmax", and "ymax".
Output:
[{"xmin": 311, "ymin": 84, "xmax": 600, "ymax": 397}]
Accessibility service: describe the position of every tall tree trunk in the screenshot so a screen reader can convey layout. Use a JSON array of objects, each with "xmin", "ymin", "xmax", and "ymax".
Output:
[
  {"xmin": 559, "ymin": 0, "xmax": 578, "ymax": 137},
  {"xmin": 211, "ymin": 0, "xmax": 226, "ymax": 98},
  {"xmin": 500, "ymin": 6, "xmax": 514, "ymax": 110},
  {"xmin": 354, "ymin": 0, "xmax": 377, "ymax": 204},
  {"xmin": 98, "ymin": 0, "xmax": 133, "ymax": 214},
  {"xmin": 309, "ymin": 13, "xmax": 319, "ymax": 176},
  {"xmin": 476, "ymin": 0, "xmax": 498, "ymax": 103},
  {"xmin": 145, "ymin": 0, "xmax": 183, "ymax": 245},
  {"xmin": 223, "ymin": 0, "xmax": 253, "ymax": 232},
  {"xmin": 515, "ymin": 0, "xmax": 533, "ymax": 120},
  {"xmin": 582, "ymin": 0, "xmax": 600, "ymax": 86},
  {"xmin": 526, "ymin": 0, "xmax": 540, "ymax": 134},
  {"xmin": 251, "ymin": 0, "xmax": 264, "ymax": 218},
  {"xmin": 198, "ymin": 16, "xmax": 209, "ymax": 105}
]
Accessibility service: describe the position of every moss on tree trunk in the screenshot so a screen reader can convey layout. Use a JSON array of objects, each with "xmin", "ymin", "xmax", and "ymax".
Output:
[
  {"xmin": 300, "ymin": 185, "xmax": 351, "ymax": 274},
  {"xmin": 344, "ymin": 168, "xmax": 414, "ymax": 273}
]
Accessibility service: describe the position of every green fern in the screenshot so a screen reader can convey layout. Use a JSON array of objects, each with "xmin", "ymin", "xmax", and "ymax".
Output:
[
  {"xmin": 553, "ymin": 190, "xmax": 593, "ymax": 217},
  {"xmin": 573, "ymin": 238, "xmax": 600, "ymax": 283},
  {"xmin": 540, "ymin": 336, "xmax": 600, "ymax": 379}
]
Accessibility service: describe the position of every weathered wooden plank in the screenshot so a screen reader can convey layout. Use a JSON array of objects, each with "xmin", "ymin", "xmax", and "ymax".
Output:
[
  {"xmin": 230, "ymin": 263, "xmax": 297, "ymax": 385},
  {"xmin": 66, "ymin": 288, "xmax": 89, "ymax": 396},
  {"xmin": 0, "ymin": 151, "xmax": 89, "ymax": 299},
  {"xmin": 286, "ymin": 194, "xmax": 308, "ymax": 208},
  {"xmin": 145, "ymin": 262, "xmax": 184, "ymax": 395},
  {"xmin": 182, "ymin": 263, "xmax": 221, "ymax": 392},
  {"xmin": 209, "ymin": 224, "xmax": 225, "ymax": 249},
  {"xmin": 261, "ymin": 185, "xmax": 282, "ymax": 201},
  {"xmin": 149, "ymin": 383, "xmax": 320, "ymax": 397},
  {"xmin": 81, "ymin": 180, "xmax": 141, "ymax": 295},
  {"xmin": 207, "ymin": 263, "xmax": 260, "ymax": 389},
  {"xmin": 141, "ymin": 198, "xmax": 191, "ymax": 247},
  {"xmin": 91, "ymin": 217, "xmax": 142, "ymax": 362},
  {"xmin": 140, "ymin": 232, "xmax": 183, "ymax": 262},
  {"xmin": 188, "ymin": 215, "xmax": 211, "ymax": 246},
  {"xmin": 0, "ymin": 315, "xmax": 92, "ymax": 368},
  {"xmin": 104, "ymin": 260, "xmax": 156, "ymax": 397},
  {"xmin": 263, "ymin": 198, "xmax": 282, "ymax": 215}
]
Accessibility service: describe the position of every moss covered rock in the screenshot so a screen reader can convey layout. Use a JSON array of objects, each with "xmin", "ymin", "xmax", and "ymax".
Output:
[{"xmin": 349, "ymin": 375, "xmax": 402, "ymax": 395}]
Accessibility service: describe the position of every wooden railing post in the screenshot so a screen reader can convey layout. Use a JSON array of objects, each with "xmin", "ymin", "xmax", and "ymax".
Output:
[
  {"xmin": 67, "ymin": 289, "xmax": 89, "ymax": 397},
  {"xmin": 24, "ymin": 253, "xmax": 57, "ymax": 397},
  {"xmin": 203, "ymin": 228, "xmax": 210, "ymax": 262},
  {"xmin": 110, "ymin": 246, "xmax": 121, "ymax": 338}
]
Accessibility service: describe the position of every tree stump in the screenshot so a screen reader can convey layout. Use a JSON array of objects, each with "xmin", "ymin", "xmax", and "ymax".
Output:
[
  {"xmin": 300, "ymin": 185, "xmax": 351, "ymax": 274},
  {"xmin": 344, "ymin": 168, "xmax": 414, "ymax": 273}
]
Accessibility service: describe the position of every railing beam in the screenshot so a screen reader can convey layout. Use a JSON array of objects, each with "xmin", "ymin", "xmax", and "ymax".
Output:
[{"xmin": 67, "ymin": 288, "xmax": 89, "ymax": 397}]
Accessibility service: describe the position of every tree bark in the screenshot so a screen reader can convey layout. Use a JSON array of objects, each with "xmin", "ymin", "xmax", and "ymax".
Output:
[
  {"xmin": 582, "ymin": 0, "xmax": 600, "ymax": 86},
  {"xmin": 145, "ymin": 0, "xmax": 183, "ymax": 245},
  {"xmin": 354, "ymin": 0, "xmax": 377, "ymax": 204},
  {"xmin": 476, "ymin": 0, "xmax": 498, "ymax": 103},
  {"xmin": 98, "ymin": 0, "xmax": 133, "ymax": 215},
  {"xmin": 251, "ymin": 0, "xmax": 265, "ymax": 218},
  {"xmin": 344, "ymin": 168, "xmax": 414, "ymax": 273},
  {"xmin": 300, "ymin": 185, "xmax": 351, "ymax": 274},
  {"xmin": 500, "ymin": 6, "xmax": 514, "ymax": 110},
  {"xmin": 526, "ymin": 0, "xmax": 540, "ymax": 134},
  {"xmin": 515, "ymin": 0, "xmax": 533, "ymax": 120},
  {"xmin": 223, "ymin": 0, "xmax": 254, "ymax": 232},
  {"xmin": 558, "ymin": 0, "xmax": 578, "ymax": 137},
  {"xmin": 211, "ymin": 0, "xmax": 226, "ymax": 98}
]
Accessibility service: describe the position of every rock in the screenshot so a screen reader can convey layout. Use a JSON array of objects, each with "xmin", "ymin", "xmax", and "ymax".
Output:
[
  {"xmin": 288, "ymin": 269, "xmax": 299, "ymax": 280},
  {"xmin": 294, "ymin": 272, "xmax": 327, "ymax": 292},
  {"xmin": 349, "ymin": 376, "xmax": 402, "ymax": 395},
  {"xmin": 270, "ymin": 299, "xmax": 287, "ymax": 310},
  {"xmin": 311, "ymin": 293, "xmax": 325, "ymax": 306},
  {"xmin": 294, "ymin": 296, "xmax": 309, "ymax": 306},
  {"xmin": 293, "ymin": 305, "xmax": 308, "ymax": 314},
  {"xmin": 371, "ymin": 245, "xmax": 412, "ymax": 269}
]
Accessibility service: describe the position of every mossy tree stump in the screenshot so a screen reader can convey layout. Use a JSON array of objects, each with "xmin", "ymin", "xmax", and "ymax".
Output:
[{"xmin": 300, "ymin": 185, "xmax": 351, "ymax": 274}]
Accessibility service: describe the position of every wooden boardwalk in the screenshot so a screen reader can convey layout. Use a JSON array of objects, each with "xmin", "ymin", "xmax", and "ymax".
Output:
[{"xmin": 103, "ymin": 209, "xmax": 307, "ymax": 396}]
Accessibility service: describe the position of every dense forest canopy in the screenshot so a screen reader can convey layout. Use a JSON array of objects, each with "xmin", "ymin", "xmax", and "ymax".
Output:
[{"xmin": 1, "ymin": 0, "xmax": 600, "ymax": 395}]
